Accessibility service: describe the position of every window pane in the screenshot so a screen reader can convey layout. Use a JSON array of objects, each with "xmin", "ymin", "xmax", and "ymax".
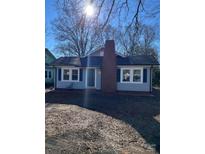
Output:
[
  {"xmin": 123, "ymin": 70, "xmax": 130, "ymax": 82},
  {"xmin": 49, "ymin": 71, "xmax": 52, "ymax": 78},
  {"xmin": 72, "ymin": 69, "xmax": 78, "ymax": 80},
  {"xmin": 133, "ymin": 69, "xmax": 141, "ymax": 82},
  {"xmin": 63, "ymin": 69, "xmax": 69, "ymax": 80},
  {"xmin": 45, "ymin": 71, "xmax": 47, "ymax": 78}
]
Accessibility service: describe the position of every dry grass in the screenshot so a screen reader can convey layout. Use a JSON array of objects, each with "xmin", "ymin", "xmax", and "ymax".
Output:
[
  {"xmin": 45, "ymin": 89, "xmax": 160, "ymax": 154},
  {"xmin": 46, "ymin": 104, "xmax": 156, "ymax": 154}
]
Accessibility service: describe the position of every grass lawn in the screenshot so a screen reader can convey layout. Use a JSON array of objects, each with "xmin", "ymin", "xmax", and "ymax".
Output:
[{"xmin": 45, "ymin": 89, "xmax": 160, "ymax": 154}]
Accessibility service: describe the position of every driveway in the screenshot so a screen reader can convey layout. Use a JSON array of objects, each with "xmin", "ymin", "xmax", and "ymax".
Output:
[{"xmin": 45, "ymin": 89, "xmax": 160, "ymax": 154}]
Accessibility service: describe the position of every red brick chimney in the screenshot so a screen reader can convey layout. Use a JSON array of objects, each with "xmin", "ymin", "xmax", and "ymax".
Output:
[{"xmin": 102, "ymin": 40, "xmax": 116, "ymax": 92}]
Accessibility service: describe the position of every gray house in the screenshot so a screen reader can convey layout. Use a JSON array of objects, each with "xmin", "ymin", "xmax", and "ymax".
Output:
[
  {"xmin": 45, "ymin": 48, "xmax": 56, "ymax": 86},
  {"xmin": 51, "ymin": 40, "xmax": 159, "ymax": 92}
]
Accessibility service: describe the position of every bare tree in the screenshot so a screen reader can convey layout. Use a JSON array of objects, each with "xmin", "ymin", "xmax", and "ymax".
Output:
[
  {"xmin": 142, "ymin": 25, "xmax": 156, "ymax": 53},
  {"xmin": 91, "ymin": 0, "xmax": 143, "ymax": 29},
  {"xmin": 119, "ymin": 23, "xmax": 143, "ymax": 55},
  {"xmin": 51, "ymin": 0, "xmax": 159, "ymax": 57},
  {"xmin": 92, "ymin": 0, "xmax": 159, "ymax": 30},
  {"xmin": 52, "ymin": 0, "xmax": 105, "ymax": 57},
  {"xmin": 119, "ymin": 24, "xmax": 158, "ymax": 59}
]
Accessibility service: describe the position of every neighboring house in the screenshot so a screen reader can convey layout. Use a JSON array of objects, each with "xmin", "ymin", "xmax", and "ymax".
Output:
[
  {"xmin": 51, "ymin": 40, "xmax": 159, "ymax": 92},
  {"xmin": 45, "ymin": 48, "xmax": 56, "ymax": 86}
]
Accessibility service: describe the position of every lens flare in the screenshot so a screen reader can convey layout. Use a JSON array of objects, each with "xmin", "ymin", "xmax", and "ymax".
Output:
[{"xmin": 84, "ymin": 5, "xmax": 94, "ymax": 17}]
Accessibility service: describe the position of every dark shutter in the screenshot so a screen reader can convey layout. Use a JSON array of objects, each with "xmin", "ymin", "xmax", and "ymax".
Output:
[
  {"xmin": 117, "ymin": 69, "xmax": 121, "ymax": 82},
  {"xmin": 79, "ymin": 68, "xmax": 83, "ymax": 81},
  {"xmin": 58, "ymin": 68, "xmax": 61, "ymax": 81},
  {"xmin": 143, "ymin": 68, "xmax": 147, "ymax": 83}
]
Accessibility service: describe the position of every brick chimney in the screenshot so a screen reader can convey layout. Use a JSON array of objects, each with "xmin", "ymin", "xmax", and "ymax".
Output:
[{"xmin": 102, "ymin": 40, "xmax": 116, "ymax": 92}]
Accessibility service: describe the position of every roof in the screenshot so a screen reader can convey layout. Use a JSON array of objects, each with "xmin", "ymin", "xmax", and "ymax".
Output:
[
  {"xmin": 51, "ymin": 55, "xmax": 159, "ymax": 67},
  {"xmin": 117, "ymin": 55, "xmax": 159, "ymax": 65},
  {"xmin": 45, "ymin": 48, "xmax": 56, "ymax": 60},
  {"xmin": 88, "ymin": 47, "xmax": 125, "ymax": 57},
  {"xmin": 51, "ymin": 56, "xmax": 103, "ymax": 67}
]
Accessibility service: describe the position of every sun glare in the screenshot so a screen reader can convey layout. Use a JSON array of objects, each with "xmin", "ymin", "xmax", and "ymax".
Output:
[{"xmin": 84, "ymin": 5, "xmax": 94, "ymax": 17}]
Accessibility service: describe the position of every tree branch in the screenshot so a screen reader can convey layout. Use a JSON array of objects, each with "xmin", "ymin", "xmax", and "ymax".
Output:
[{"xmin": 101, "ymin": 0, "xmax": 115, "ymax": 30}]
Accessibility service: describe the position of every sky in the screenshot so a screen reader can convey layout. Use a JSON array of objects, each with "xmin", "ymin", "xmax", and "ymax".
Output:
[
  {"xmin": 46, "ymin": 0, "xmax": 160, "ymax": 58},
  {"xmin": 45, "ymin": 0, "xmax": 58, "ymax": 55}
]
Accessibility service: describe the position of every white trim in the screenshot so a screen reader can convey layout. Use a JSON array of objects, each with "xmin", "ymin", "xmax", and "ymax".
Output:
[
  {"xmin": 118, "ymin": 65, "xmax": 152, "ymax": 68},
  {"xmin": 120, "ymin": 67, "xmax": 143, "ymax": 84},
  {"xmin": 133, "ymin": 68, "xmax": 143, "ymax": 83},
  {"xmin": 85, "ymin": 68, "xmax": 96, "ymax": 88},
  {"xmin": 45, "ymin": 70, "xmax": 52, "ymax": 79},
  {"xmin": 61, "ymin": 67, "xmax": 80, "ymax": 82},
  {"xmin": 120, "ymin": 68, "xmax": 131, "ymax": 83}
]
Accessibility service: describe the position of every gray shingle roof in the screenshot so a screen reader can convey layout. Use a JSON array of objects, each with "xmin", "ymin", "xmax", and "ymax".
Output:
[
  {"xmin": 51, "ymin": 55, "xmax": 159, "ymax": 67},
  {"xmin": 51, "ymin": 56, "xmax": 103, "ymax": 67},
  {"xmin": 52, "ymin": 57, "xmax": 81, "ymax": 66},
  {"xmin": 117, "ymin": 55, "xmax": 159, "ymax": 65},
  {"xmin": 81, "ymin": 57, "xmax": 103, "ymax": 67}
]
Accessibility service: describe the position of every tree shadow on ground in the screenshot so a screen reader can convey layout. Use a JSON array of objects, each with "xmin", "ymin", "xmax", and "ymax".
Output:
[{"xmin": 45, "ymin": 88, "xmax": 160, "ymax": 153}]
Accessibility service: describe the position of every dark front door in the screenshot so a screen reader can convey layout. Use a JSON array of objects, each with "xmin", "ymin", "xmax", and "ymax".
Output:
[{"xmin": 87, "ymin": 68, "xmax": 95, "ymax": 88}]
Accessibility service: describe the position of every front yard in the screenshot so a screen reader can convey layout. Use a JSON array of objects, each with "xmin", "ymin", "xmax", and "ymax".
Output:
[{"xmin": 45, "ymin": 89, "xmax": 160, "ymax": 154}]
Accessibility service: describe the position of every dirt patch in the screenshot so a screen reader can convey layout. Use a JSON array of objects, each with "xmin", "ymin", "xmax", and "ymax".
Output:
[{"xmin": 46, "ymin": 104, "xmax": 156, "ymax": 154}]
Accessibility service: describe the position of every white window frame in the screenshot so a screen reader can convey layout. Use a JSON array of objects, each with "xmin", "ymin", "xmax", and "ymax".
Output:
[
  {"xmin": 71, "ymin": 69, "xmax": 79, "ymax": 81},
  {"xmin": 120, "ymin": 67, "xmax": 143, "ymax": 84},
  {"xmin": 62, "ymin": 69, "xmax": 70, "ymax": 81},
  {"xmin": 45, "ymin": 70, "xmax": 52, "ymax": 79},
  {"xmin": 121, "ymin": 69, "xmax": 131, "ymax": 82},
  {"xmin": 61, "ymin": 67, "xmax": 80, "ymax": 82},
  {"xmin": 132, "ymin": 68, "xmax": 143, "ymax": 83}
]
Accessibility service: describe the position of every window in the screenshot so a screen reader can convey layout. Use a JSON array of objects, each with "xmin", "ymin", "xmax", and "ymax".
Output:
[
  {"xmin": 122, "ymin": 69, "xmax": 130, "ymax": 82},
  {"xmin": 72, "ymin": 69, "xmax": 78, "ymax": 81},
  {"xmin": 133, "ymin": 69, "xmax": 141, "ymax": 82},
  {"xmin": 45, "ymin": 71, "xmax": 48, "ymax": 78},
  {"xmin": 49, "ymin": 71, "xmax": 52, "ymax": 78},
  {"xmin": 121, "ymin": 68, "xmax": 143, "ymax": 83},
  {"xmin": 63, "ymin": 69, "xmax": 70, "ymax": 80},
  {"xmin": 46, "ymin": 70, "xmax": 52, "ymax": 79},
  {"xmin": 62, "ymin": 68, "xmax": 79, "ymax": 81}
]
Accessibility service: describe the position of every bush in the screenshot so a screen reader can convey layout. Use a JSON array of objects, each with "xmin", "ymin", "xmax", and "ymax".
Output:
[
  {"xmin": 152, "ymin": 68, "xmax": 160, "ymax": 87},
  {"xmin": 45, "ymin": 83, "xmax": 54, "ymax": 88}
]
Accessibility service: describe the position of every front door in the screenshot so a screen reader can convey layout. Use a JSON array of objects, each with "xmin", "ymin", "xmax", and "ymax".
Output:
[{"xmin": 87, "ymin": 68, "xmax": 95, "ymax": 88}]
